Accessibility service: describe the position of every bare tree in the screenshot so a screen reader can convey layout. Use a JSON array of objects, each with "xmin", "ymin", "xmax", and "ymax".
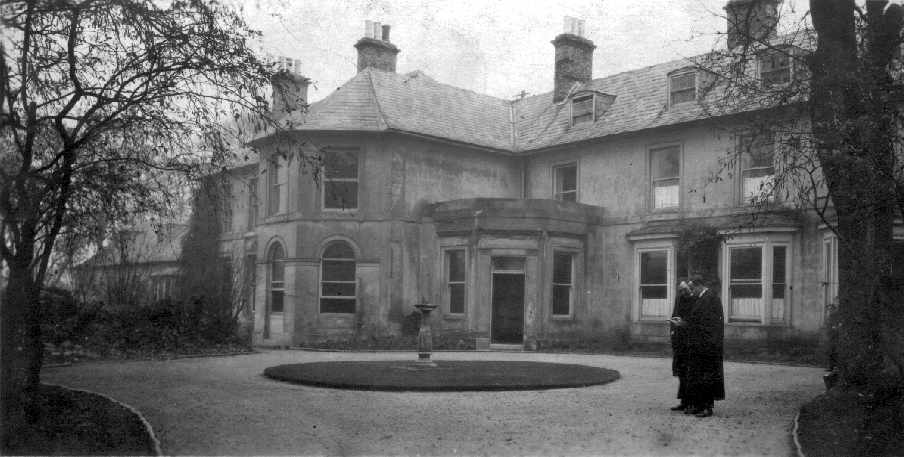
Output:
[
  {"xmin": 695, "ymin": 0, "xmax": 904, "ymax": 393},
  {"xmin": 0, "ymin": 0, "xmax": 281, "ymax": 440}
]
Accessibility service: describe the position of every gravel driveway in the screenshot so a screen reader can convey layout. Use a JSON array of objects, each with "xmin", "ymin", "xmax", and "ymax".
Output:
[{"xmin": 41, "ymin": 350, "xmax": 824, "ymax": 456}]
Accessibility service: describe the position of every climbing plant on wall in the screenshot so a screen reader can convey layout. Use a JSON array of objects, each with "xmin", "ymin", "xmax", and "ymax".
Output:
[{"xmin": 676, "ymin": 224, "xmax": 722, "ymax": 282}]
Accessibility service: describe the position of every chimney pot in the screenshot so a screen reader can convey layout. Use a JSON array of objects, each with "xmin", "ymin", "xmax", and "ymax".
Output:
[
  {"xmin": 354, "ymin": 23, "xmax": 401, "ymax": 72},
  {"xmin": 578, "ymin": 19, "xmax": 585, "ymax": 37},
  {"xmin": 365, "ymin": 20, "xmax": 373, "ymax": 39},
  {"xmin": 271, "ymin": 63, "xmax": 309, "ymax": 120}
]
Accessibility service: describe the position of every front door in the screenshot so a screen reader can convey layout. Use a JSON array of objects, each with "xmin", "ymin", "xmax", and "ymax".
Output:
[{"xmin": 491, "ymin": 257, "xmax": 526, "ymax": 344}]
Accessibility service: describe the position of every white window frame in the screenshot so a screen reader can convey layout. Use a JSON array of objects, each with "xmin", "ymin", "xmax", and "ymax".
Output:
[
  {"xmin": 551, "ymin": 250, "xmax": 577, "ymax": 318},
  {"xmin": 268, "ymin": 155, "xmax": 288, "ymax": 215},
  {"xmin": 319, "ymin": 241, "xmax": 357, "ymax": 314},
  {"xmin": 648, "ymin": 143, "xmax": 682, "ymax": 211},
  {"xmin": 268, "ymin": 243, "xmax": 286, "ymax": 314},
  {"xmin": 320, "ymin": 147, "xmax": 360, "ymax": 212},
  {"xmin": 758, "ymin": 48, "xmax": 792, "ymax": 85},
  {"xmin": 443, "ymin": 247, "xmax": 467, "ymax": 316},
  {"xmin": 633, "ymin": 241, "xmax": 675, "ymax": 322},
  {"xmin": 721, "ymin": 234, "xmax": 792, "ymax": 325},
  {"xmin": 552, "ymin": 161, "xmax": 579, "ymax": 203},
  {"xmin": 739, "ymin": 131, "xmax": 777, "ymax": 204},
  {"xmin": 571, "ymin": 94, "xmax": 595, "ymax": 125},
  {"xmin": 668, "ymin": 70, "xmax": 697, "ymax": 106},
  {"xmin": 247, "ymin": 178, "xmax": 259, "ymax": 231}
]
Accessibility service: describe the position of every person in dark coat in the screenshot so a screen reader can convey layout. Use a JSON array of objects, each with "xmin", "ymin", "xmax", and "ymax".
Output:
[
  {"xmin": 674, "ymin": 275, "xmax": 725, "ymax": 418},
  {"xmin": 669, "ymin": 278, "xmax": 695, "ymax": 412}
]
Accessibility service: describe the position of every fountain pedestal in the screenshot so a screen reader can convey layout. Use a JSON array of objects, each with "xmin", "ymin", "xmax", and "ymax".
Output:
[{"xmin": 414, "ymin": 303, "xmax": 438, "ymax": 368}]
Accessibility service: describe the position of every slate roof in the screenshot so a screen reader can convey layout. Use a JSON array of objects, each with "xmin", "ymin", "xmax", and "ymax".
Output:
[
  {"xmin": 513, "ymin": 58, "xmax": 709, "ymax": 152},
  {"xmin": 276, "ymin": 68, "xmax": 513, "ymax": 151},
  {"xmin": 259, "ymin": 37, "xmax": 805, "ymax": 155}
]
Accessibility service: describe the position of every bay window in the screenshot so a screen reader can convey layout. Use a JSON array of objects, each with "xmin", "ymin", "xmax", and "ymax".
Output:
[{"xmin": 724, "ymin": 239, "xmax": 790, "ymax": 324}]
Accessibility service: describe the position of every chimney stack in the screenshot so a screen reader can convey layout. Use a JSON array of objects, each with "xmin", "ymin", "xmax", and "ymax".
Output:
[
  {"xmin": 725, "ymin": 0, "xmax": 782, "ymax": 48},
  {"xmin": 354, "ymin": 20, "xmax": 400, "ymax": 73},
  {"xmin": 271, "ymin": 56, "xmax": 310, "ymax": 120},
  {"xmin": 552, "ymin": 16, "xmax": 596, "ymax": 103}
]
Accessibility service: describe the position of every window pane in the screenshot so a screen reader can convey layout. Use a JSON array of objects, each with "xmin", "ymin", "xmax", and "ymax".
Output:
[
  {"xmin": 772, "ymin": 246, "xmax": 786, "ymax": 283},
  {"xmin": 743, "ymin": 169, "xmax": 775, "ymax": 200},
  {"xmin": 322, "ymin": 282, "xmax": 356, "ymax": 298},
  {"xmin": 552, "ymin": 285, "xmax": 571, "ymax": 315},
  {"xmin": 572, "ymin": 96, "xmax": 593, "ymax": 117},
  {"xmin": 761, "ymin": 52, "xmax": 791, "ymax": 85},
  {"xmin": 670, "ymin": 73, "xmax": 695, "ymax": 91},
  {"xmin": 325, "ymin": 150, "xmax": 358, "ymax": 179},
  {"xmin": 556, "ymin": 165, "xmax": 577, "ymax": 194},
  {"xmin": 572, "ymin": 113, "xmax": 593, "ymax": 124},
  {"xmin": 324, "ymin": 181, "xmax": 359, "ymax": 209},
  {"xmin": 323, "ymin": 241, "xmax": 355, "ymax": 259},
  {"xmin": 449, "ymin": 283, "xmax": 465, "ymax": 314},
  {"xmin": 553, "ymin": 253, "xmax": 573, "ymax": 284},
  {"xmin": 320, "ymin": 298, "xmax": 355, "ymax": 313},
  {"xmin": 447, "ymin": 250, "xmax": 465, "ymax": 282},
  {"xmin": 731, "ymin": 284, "xmax": 762, "ymax": 299},
  {"xmin": 773, "ymin": 246, "xmax": 786, "ymax": 299},
  {"xmin": 640, "ymin": 251, "xmax": 667, "ymax": 285},
  {"xmin": 653, "ymin": 178, "xmax": 680, "ymax": 208},
  {"xmin": 269, "ymin": 184, "xmax": 283, "ymax": 214},
  {"xmin": 322, "ymin": 260, "xmax": 356, "ymax": 281},
  {"xmin": 671, "ymin": 89, "xmax": 695, "ymax": 105},
  {"xmin": 651, "ymin": 147, "xmax": 679, "ymax": 179},
  {"xmin": 641, "ymin": 285, "xmax": 668, "ymax": 299},
  {"xmin": 730, "ymin": 247, "xmax": 761, "ymax": 280},
  {"xmin": 271, "ymin": 261, "xmax": 284, "ymax": 282},
  {"xmin": 271, "ymin": 290, "xmax": 284, "ymax": 312},
  {"xmin": 492, "ymin": 257, "xmax": 525, "ymax": 271}
]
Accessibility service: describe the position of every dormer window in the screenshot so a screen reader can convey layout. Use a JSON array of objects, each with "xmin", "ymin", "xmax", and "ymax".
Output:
[
  {"xmin": 571, "ymin": 95, "xmax": 594, "ymax": 125},
  {"xmin": 759, "ymin": 51, "xmax": 791, "ymax": 85},
  {"xmin": 669, "ymin": 71, "xmax": 696, "ymax": 106}
]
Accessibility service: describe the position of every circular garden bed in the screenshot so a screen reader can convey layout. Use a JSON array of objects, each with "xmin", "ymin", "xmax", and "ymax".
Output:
[{"xmin": 264, "ymin": 360, "xmax": 620, "ymax": 391}]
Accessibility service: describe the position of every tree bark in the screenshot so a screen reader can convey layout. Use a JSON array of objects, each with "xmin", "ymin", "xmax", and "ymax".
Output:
[
  {"xmin": 1, "ymin": 261, "xmax": 42, "ymax": 447},
  {"xmin": 810, "ymin": 0, "xmax": 898, "ymax": 391}
]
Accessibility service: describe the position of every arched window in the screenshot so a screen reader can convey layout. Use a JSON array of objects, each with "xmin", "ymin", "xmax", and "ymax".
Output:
[
  {"xmin": 320, "ymin": 241, "xmax": 356, "ymax": 313},
  {"xmin": 268, "ymin": 243, "xmax": 285, "ymax": 313}
]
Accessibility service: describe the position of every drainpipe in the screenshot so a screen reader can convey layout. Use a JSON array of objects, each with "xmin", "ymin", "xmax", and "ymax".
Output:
[{"xmin": 521, "ymin": 160, "xmax": 527, "ymax": 199}]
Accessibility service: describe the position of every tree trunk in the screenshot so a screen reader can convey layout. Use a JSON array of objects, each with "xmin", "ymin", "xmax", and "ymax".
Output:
[
  {"xmin": 810, "ymin": 0, "xmax": 897, "ymax": 392},
  {"xmin": 1, "ymin": 262, "xmax": 43, "ymax": 448}
]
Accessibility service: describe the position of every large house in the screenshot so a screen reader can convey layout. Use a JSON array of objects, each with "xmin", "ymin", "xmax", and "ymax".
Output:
[{"xmin": 215, "ymin": 0, "xmax": 899, "ymax": 349}]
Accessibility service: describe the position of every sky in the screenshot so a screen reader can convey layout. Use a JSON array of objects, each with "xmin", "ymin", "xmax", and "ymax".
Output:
[{"xmin": 239, "ymin": 0, "xmax": 809, "ymax": 103}]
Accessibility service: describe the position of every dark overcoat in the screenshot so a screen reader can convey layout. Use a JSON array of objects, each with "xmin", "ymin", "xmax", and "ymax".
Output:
[
  {"xmin": 670, "ymin": 294, "xmax": 695, "ymax": 377},
  {"xmin": 684, "ymin": 289, "xmax": 726, "ymax": 403}
]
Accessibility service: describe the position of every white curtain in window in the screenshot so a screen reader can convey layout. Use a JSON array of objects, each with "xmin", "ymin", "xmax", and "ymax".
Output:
[
  {"xmin": 772, "ymin": 298, "xmax": 784, "ymax": 321},
  {"xmin": 731, "ymin": 297, "xmax": 762, "ymax": 319},
  {"xmin": 743, "ymin": 174, "xmax": 774, "ymax": 200},
  {"xmin": 654, "ymin": 185, "xmax": 679, "ymax": 208},
  {"xmin": 641, "ymin": 298, "xmax": 670, "ymax": 318}
]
